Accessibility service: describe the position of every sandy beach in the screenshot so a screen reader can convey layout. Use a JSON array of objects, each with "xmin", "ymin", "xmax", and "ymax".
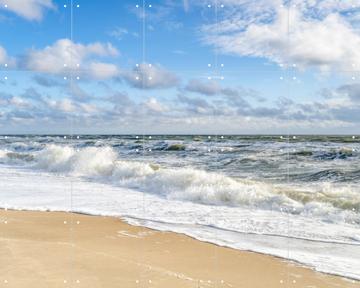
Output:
[{"xmin": 0, "ymin": 209, "xmax": 358, "ymax": 288}]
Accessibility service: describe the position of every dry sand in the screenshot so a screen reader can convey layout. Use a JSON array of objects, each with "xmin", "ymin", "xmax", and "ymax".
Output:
[{"xmin": 0, "ymin": 209, "xmax": 359, "ymax": 288}]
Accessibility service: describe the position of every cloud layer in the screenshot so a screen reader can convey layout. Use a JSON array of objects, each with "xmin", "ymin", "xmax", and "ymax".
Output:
[{"xmin": 203, "ymin": 0, "xmax": 360, "ymax": 71}]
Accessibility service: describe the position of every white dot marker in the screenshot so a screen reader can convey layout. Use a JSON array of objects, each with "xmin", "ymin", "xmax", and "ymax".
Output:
[
  {"xmin": 136, "ymin": 4, "xmax": 139, "ymax": 8},
  {"xmin": 4, "ymin": 63, "xmax": 7, "ymax": 67},
  {"xmin": 4, "ymin": 76, "xmax": 7, "ymax": 80},
  {"xmin": 76, "ymin": 4, "xmax": 80, "ymax": 8},
  {"xmin": 64, "ymin": 76, "xmax": 67, "ymax": 80},
  {"xmin": 76, "ymin": 76, "xmax": 80, "ymax": 80},
  {"xmin": 208, "ymin": 63, "xmax": 211, "ymax": 67},
  {"xmin": 148, "ymin": 4, "xmax": 152, "ymax": 8},
  {"xmin": 208, "ymin": 4, "xmax": 211, "ymax": 8},
  {"xmin": 64, "ymin": 4, "xmax": 67, "ymax": 8},
  {"xmin": 64, "ymin": 221, "xmax": 67, "ymax": 224},
  {"xmin": 148, "ymin": 76, "xmax": 152, "ymax": 80}
]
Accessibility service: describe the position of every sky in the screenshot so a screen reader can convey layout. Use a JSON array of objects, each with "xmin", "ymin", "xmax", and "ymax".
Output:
[{"xmin": 0, "ymin": 0, "xmax": 360, "ymax": 134}]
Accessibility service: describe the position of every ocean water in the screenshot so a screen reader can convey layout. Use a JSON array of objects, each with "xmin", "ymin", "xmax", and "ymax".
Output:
[{"xmin": 0, "ymin": 135, "xmax": 359, "ymax": 280}]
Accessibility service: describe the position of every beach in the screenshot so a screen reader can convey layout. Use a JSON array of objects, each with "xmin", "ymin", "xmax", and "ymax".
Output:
[{"xmin": 1, "ymin": 209, "xmax": 359, "ymax": 288}]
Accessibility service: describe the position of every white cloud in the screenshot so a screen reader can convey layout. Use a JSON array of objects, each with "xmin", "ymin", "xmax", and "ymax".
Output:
[
  {"xmin": 9, "ymin": 97, "xmax": 31, "ymax": 108},
  {"xmin": 143, "ymin": 97, "xmax": 168, "ymax": 112},
  {"xmin": 122, "ymin": 63, "xmax": 179, "ymax": 89},
  {"xmin": 88, "ymin": 62, "xmax": 119, "ymax": 79},
  {"xmin": 0, "ymin": 0, "xmax": 55, "ymax": 21},
  {"xmin": 0, "ymin": 45, "xmax": 15, "ymax": 67},
  {"xmin": 203, "ymin": 1, "xmax": 360, "ymax": 72},
  {"xmin": 47, "ymin": 98, "xmax": 76, "ymax": 113},
  {"xmin": 108, "ymin": 27, "xmax": 128, "ymax": 40},
  {"xmin": 24, "ymin": 39, "xmax": 120, "ymax": 79}
]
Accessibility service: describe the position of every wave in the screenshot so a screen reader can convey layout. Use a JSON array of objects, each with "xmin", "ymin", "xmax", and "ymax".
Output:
[
  {"xmin": 0, "ymin": 144, "xmax": 359, "ymax": 224},
  {"xmin": 291, "ymin": 148, "xmax": 355, "ymax": 160},
  {"xmin": 0, "ymin": 149, "xmax": 34, "ymax": 164},
  {"xmin": 314, "ymin": 148, "xmax": 354, "ymax": 160}
]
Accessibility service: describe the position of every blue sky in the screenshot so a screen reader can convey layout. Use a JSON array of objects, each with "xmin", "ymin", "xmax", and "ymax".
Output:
[{"xmin": 0, "ymin": 0, "xmax": 360, "ymax": 134}]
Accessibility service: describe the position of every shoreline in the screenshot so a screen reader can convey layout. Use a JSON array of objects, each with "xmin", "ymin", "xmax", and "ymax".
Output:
[{"xmin": 1, "ymin": 209, "xmax": 359, "ymax": 288}]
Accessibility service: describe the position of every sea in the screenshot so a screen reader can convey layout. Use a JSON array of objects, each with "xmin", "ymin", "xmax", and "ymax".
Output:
[{"xmin": 0, "ymin": 135, "xmax": 359, "ymax": 280}]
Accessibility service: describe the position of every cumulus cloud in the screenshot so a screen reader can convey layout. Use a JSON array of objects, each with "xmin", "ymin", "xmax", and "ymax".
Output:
[
  {"xmin": 122, "ymin": 63, "xmax": 179, "ymax": 89},
  {"xmin": 143, "ymin": 97, "xmax": 168, "ymax": 113},
  {"xmin": 88, "ymin": 62, "xmax": 119, "ymax": 79},
  {"xmin": 23, "ymin": 39, "xmax": 119, "ymax": 79},
  {"xmin": 46, "ymin": 98, "xmax": 76, "ymax": 113},
  {"xmin": 202, "ymin": 1, "xmax": 360, "ymax": 72},
  {"xmin": 0, "ymin": 0, "xmax": 55, "ymax": 21}
]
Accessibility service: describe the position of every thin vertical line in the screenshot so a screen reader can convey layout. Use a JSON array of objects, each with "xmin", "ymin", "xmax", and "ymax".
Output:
[
  {"xmin": 286, "ymin": 2, "xmax": 291, "ymax": 287},
  {"xmin": 70, "ymin": 0, "xmax": 74, "ymax": 286},
  {"xmin": 141, "ymin": 0, "xmax": 146, "ymax": 285}
]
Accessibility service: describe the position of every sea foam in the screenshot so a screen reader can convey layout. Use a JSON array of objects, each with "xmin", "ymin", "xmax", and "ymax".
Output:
[{"xmin": 2, "ymin": 144, "xmax": 347, "ymax": 226}]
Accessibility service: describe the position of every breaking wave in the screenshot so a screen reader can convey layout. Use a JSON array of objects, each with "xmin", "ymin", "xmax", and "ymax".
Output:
[{"xmin": 1, "ymin": 144, "xmax": 357, "ymax": 224}]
